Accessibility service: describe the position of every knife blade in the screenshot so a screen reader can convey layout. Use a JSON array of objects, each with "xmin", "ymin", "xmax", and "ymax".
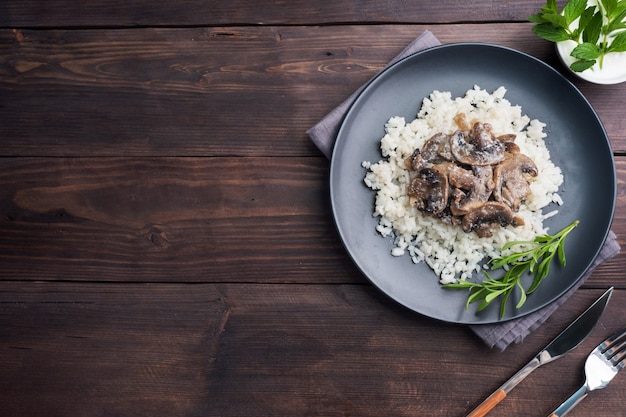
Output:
[{"xmin": 466, "ymin": 286, "xmax": 614, "ymax": 417}]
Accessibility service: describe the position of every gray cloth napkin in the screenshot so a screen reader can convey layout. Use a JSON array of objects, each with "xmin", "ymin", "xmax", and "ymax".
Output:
[
  {"xmin": 307, "ymin": 30, "xmax": 621, "ymax": 350},
  {"xmin": 307, "ymin": 30, "xmax": 442, "ymax": 158}
]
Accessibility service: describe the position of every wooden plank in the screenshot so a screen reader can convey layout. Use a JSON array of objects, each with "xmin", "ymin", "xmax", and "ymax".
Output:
[
  {"xmin": 0, "ymin": 156, "xmax": 358, "ymax": 283},
  {"xmin": 0, "ymin": 0, "xmax": 547, "ymax": 27},
  {"xmin": 0, "ymin": 283, "xmax": 624, "ymax": 416},
  {"xmin": 2, "ymin": 24, "xmax": 624, "ymax": 157},
  {"xmin": 0, "ymin": 156, "xmax": 623, "ymax": 285}
]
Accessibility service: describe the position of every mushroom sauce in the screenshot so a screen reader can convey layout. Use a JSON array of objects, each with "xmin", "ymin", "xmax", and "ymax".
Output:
[
  {"xmin": 405, "ymin": 114, "xmax": 538, "ymax": 238},
  {"xmin": 363, "ymin": 86, "xmax": 563, "ymax": 284}
]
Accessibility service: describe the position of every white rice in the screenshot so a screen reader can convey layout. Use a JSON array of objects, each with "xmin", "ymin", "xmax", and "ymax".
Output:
[{"xmin": 362, "ymin": 86, "xmax": 564, "ymax": 284}]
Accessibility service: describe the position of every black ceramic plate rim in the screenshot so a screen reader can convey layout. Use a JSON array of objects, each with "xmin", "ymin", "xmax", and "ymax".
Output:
[{"xmin": 330, "ymin": 42, "xmax": 616, "ymax": 324}]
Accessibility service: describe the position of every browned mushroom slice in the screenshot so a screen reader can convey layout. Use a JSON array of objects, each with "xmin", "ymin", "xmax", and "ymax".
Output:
[
  {"xmin": 461, "ymin": 202, "xmax": 525, "ymax": 238},
  {"xmin": 405, "ymin": 132, "xmax": 456, "ymax": 171},
  {"xmin": 405, "ymin": 148, "xmax": 423, "ymax": 171},
  {"xmin": 496, "ymin": 133, "xmax": 517, "ymax": 143},
  {"xmin": 453, "ymin": 112, "xmax": 471, "ymax": 131},
  {"xmin": 504, "ymin": 141, "xmax": 521, "ymax": 154},
  {"xmin": 448, "ymin": 165, "xmax": 495, "ymax": 216},
  {"xmin": 438, "ymin": 134, "xmax": 454, "ymax": 161},
  {"xmin": 421, "ymin": 132, "xmax": 448, "ymax": 161},
  {"xmin": 449, "ymin": 128, "xmax": 505, "ymax": 166},
  {"xmin": 469, "ymin": 122, "xmax": 495, "ymax": 149},
  {"xmin": 407, "ymin": 167, "xmax": 449, "ymax": 214},
  {"xmin": 493, "ymin": 153, "xmax": 538, "ymax": 211}
]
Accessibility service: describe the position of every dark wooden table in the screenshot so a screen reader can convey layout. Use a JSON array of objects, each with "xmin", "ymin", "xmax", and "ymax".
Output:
[{"xmin": 1, "ymin": 1, "xmax": 625, "ymax": 416}]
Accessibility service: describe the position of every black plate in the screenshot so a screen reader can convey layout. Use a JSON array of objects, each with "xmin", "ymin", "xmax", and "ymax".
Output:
[{"xmin": 330, "ymin": 43, "xmax": 616, "ymax": 324}]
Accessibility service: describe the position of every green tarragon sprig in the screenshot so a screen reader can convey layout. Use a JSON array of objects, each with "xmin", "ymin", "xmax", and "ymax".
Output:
[
  {"xmin": 529, "ymin": 0, "xmax": 626, "ymax": 72},
  {"xmin": 443, "ymin": 220, "xmax": 579, "ymax": 318}
]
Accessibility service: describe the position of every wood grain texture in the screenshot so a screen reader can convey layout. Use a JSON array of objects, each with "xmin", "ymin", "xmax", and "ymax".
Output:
[
  {"xmin": 0, "ymin": 0, "xmax": 548, "ymax": 27},
  {"xmin": 2, "ymin": 24, "xmax": 625, "ymax": 157},
  {"xmin": 2, "ymin": 2, "xmax": 625, "ymax": 416},
  {"xmin": 1, "ymin": 284, "xmax": 624, "ymax": 417},
  {"xmin": 0, "ymin": 156, "xmax": 624, "ymax": 286},
  {"xmin": 0, "ymin": 157, "xmax": 358, "ymax": 283}
]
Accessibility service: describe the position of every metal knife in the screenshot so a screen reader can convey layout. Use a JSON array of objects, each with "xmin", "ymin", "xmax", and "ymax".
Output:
[{"xmin": 466, "ymin": 286, "xmax": 614, "ymax": 417}]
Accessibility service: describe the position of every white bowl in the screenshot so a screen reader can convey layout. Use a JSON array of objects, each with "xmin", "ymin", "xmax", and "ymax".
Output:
[{"xmin": 556, "ymin": 40, "xmax": 626, "ymax": 84}]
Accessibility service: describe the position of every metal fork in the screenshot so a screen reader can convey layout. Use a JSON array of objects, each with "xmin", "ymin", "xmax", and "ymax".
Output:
[{"xmin": 548, "ymin": 327, "xmax": 626, "ymax": 417}]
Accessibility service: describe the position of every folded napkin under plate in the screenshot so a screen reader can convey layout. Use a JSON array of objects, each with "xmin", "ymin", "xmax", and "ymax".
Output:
[{"xmin": 308, "ymin": 30, "xmax": 620, "ymax": 351}]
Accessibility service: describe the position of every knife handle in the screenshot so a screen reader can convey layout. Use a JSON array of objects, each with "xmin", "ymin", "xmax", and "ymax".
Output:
[
  {"xmin": 466, "ymin": 389, "xmax": 506, "ymax": 417},
  {"xmin": 466, "ymin": 357, "xmax": 542, "ymax": 417}
]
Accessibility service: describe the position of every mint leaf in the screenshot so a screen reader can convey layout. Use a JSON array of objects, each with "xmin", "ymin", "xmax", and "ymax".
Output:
[
  {"xmin": 583, "ymin": 11, "xmax": 603, "ymax": 43},
  {"xmin": 571, "ymin": 42, "xmax": 602, "ymax": 59},
  {"xmin": 564, "ymin": 0, "xmax": 588, "ymax": 25},
  {"xmin": 532, "ymin": 0, "xmax": 626, "ymax": 72},
  {"xmin": 608, "ymin": 31, "xmax": 626, "ymax": 52},
  {"xmin": 570, "ymin": 59, "xmax": 597, "ymax": 72},
  {"xmin": 541, "ymin": 12, "xmax": 570, "ymax": 29},
  {"xmin": 528, "ymin": 13, "xmax": 548, "ymax": 23},
  {"xmin": 615, "ymin": 0, "xmax": 626, "ymax": 14},
  {"xmin": 601, "ymin": 0, "xmax": 618, "ymax": 16},
  {"xmin": 607, "ymin": 9, "xmax": 626, "ymax": 32},
  {"xmin": 575, "ymin": 7, "xmax": 599, "ymax": 37},
  {"xmin": 542, "ymin": 0, "xmax": 559, "ymax": 15},
  {"xmin": 532, "ymin": 23, "xmax": 571, "ymax": 41}
]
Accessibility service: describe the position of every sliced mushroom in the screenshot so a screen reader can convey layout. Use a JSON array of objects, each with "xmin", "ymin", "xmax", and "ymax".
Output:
[
  {"xmin": 504, "ymin": 141, "xmax": 521, "ymax": 154},
  {"xmin": 403, "ymin": 118, "xmax": 539, "ymax": 237},
  {"xmin": 469, "ymin": 122, "xmax": 494, "ymax": 149},
  {"xmin": 405, "ymin": 132, "xmax": 454, "ymax": 171},
  {"xmin": 496, "ymin": 133, "xmax": 520, "ymax": 153},
  {"xmin": 405, "ymin": 148, "xmax": 424, "ymax": 171},
  {"xmin": 493, "ymin": 153, "xmax": 538, "ymax": 211},
  {"xmin": 448, "ymin": 165, "xmax": 495, "ymax": 216},
  {"xmin": 461, "ymin": 202, "xmax": 525, "ymax": 238},
  {"xmin": 453, "ymin": 112, "xmax": 471, "ymax": 131},
  {"xmin": 497, "ymin": 133, "xmax": 517, "ymax": 143},
  {"xmin": 449, "ymin": 128, "xmax": 505, "ymax": 166},
  {"xmin": 437, "ymin": 134, "xmax": 454, "ymax": 161},
  {"xmin": 421, "ymin": 132, "xmax": 448, "ymax": 161},
  {"xmin": 407, "ymin": 167, "xmax": 449, "ymax": 215}
]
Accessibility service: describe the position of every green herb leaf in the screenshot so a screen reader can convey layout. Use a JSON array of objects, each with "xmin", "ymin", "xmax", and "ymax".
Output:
[
  {"xmin": 583, "ymin": 11, "xmax": 604, "ymax": 44},
  {"xmin": 541, "ymin": 13, "xmax": 570, "ymax": 29},
  {"xmin": 571, "ymin": 42, "xmax": 602, "ymax": 59},
  {"xmin": 570, "ymin": 59, "xmax": 597, "ymax": 72},
  {"xmin": 564, "ymin": 0, "xmax": 588, "ymax": 25},
  {"xmin": 542, "ymin": 0, "xmax": 559, "ymax": 15},
  {"xmin": 529, "ymin": 13, "xmax": 548, "ymax": 24},
  {"xmin": 575, "ymin": 7, "xmax": 600, "ymax": 38},
  {"xmin": 531, "ymin": 0, "xmax": 626, "ymax": 71},
  {"xmin": 557, "ymin": 239, "xmax": 566, "ymax": 265},
  {"xmin": 607, "ymin": 8, "xmax": 626, "ymax": 32},
  {"xmin": 608, "ymin": 30, "xmax": 626, "ymax": 52},
  {"xmin": 443, "ymin": 220, "xmax": 579, "ymax": 317},
  {"xmin": 532, "ymin": 23, "xmax": 572, "ymax": 42},
  {"xmin": 602, "ymin": 0, "xmax": 618, "ymax": 18},
  {"xmin": 515, "ymin": 281, "xmax": 527, "ymax": 309}
]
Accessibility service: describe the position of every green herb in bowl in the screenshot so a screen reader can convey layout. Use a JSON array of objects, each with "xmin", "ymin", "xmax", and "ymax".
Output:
[{"xmin": 529, "ymin": 0, "xmax": 626, "ymax": 84}]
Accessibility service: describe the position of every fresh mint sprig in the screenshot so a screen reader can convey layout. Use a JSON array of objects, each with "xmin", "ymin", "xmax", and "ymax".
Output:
[
  {"xmin": 443, "ymin": 220, "xmax": 579, "ymax": 318},
  {"xmin": 529, "ymin": 0, "xmax": 626, "ymax": 72}
]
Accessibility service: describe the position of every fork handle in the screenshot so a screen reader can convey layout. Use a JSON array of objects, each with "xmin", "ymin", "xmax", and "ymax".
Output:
[{"xmin": 547, "ymin": 384, "xmax": 588, "ymax": 417}]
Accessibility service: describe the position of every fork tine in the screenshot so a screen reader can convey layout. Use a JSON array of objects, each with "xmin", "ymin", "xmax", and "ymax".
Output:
[
  {"xmin": 547, "ymin": 328, "xmax": 626, "ymax": 416},
  {"xmin": 601, "ymin": 329, "xmax": 626, "ymax": 369},
  {"xmin": 600, "ymin": 328, "xmax": 626, "ymax": 352},
  {"xmin": 607, "ymin": 339, "xmax": 626, "ymax": 368}
]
